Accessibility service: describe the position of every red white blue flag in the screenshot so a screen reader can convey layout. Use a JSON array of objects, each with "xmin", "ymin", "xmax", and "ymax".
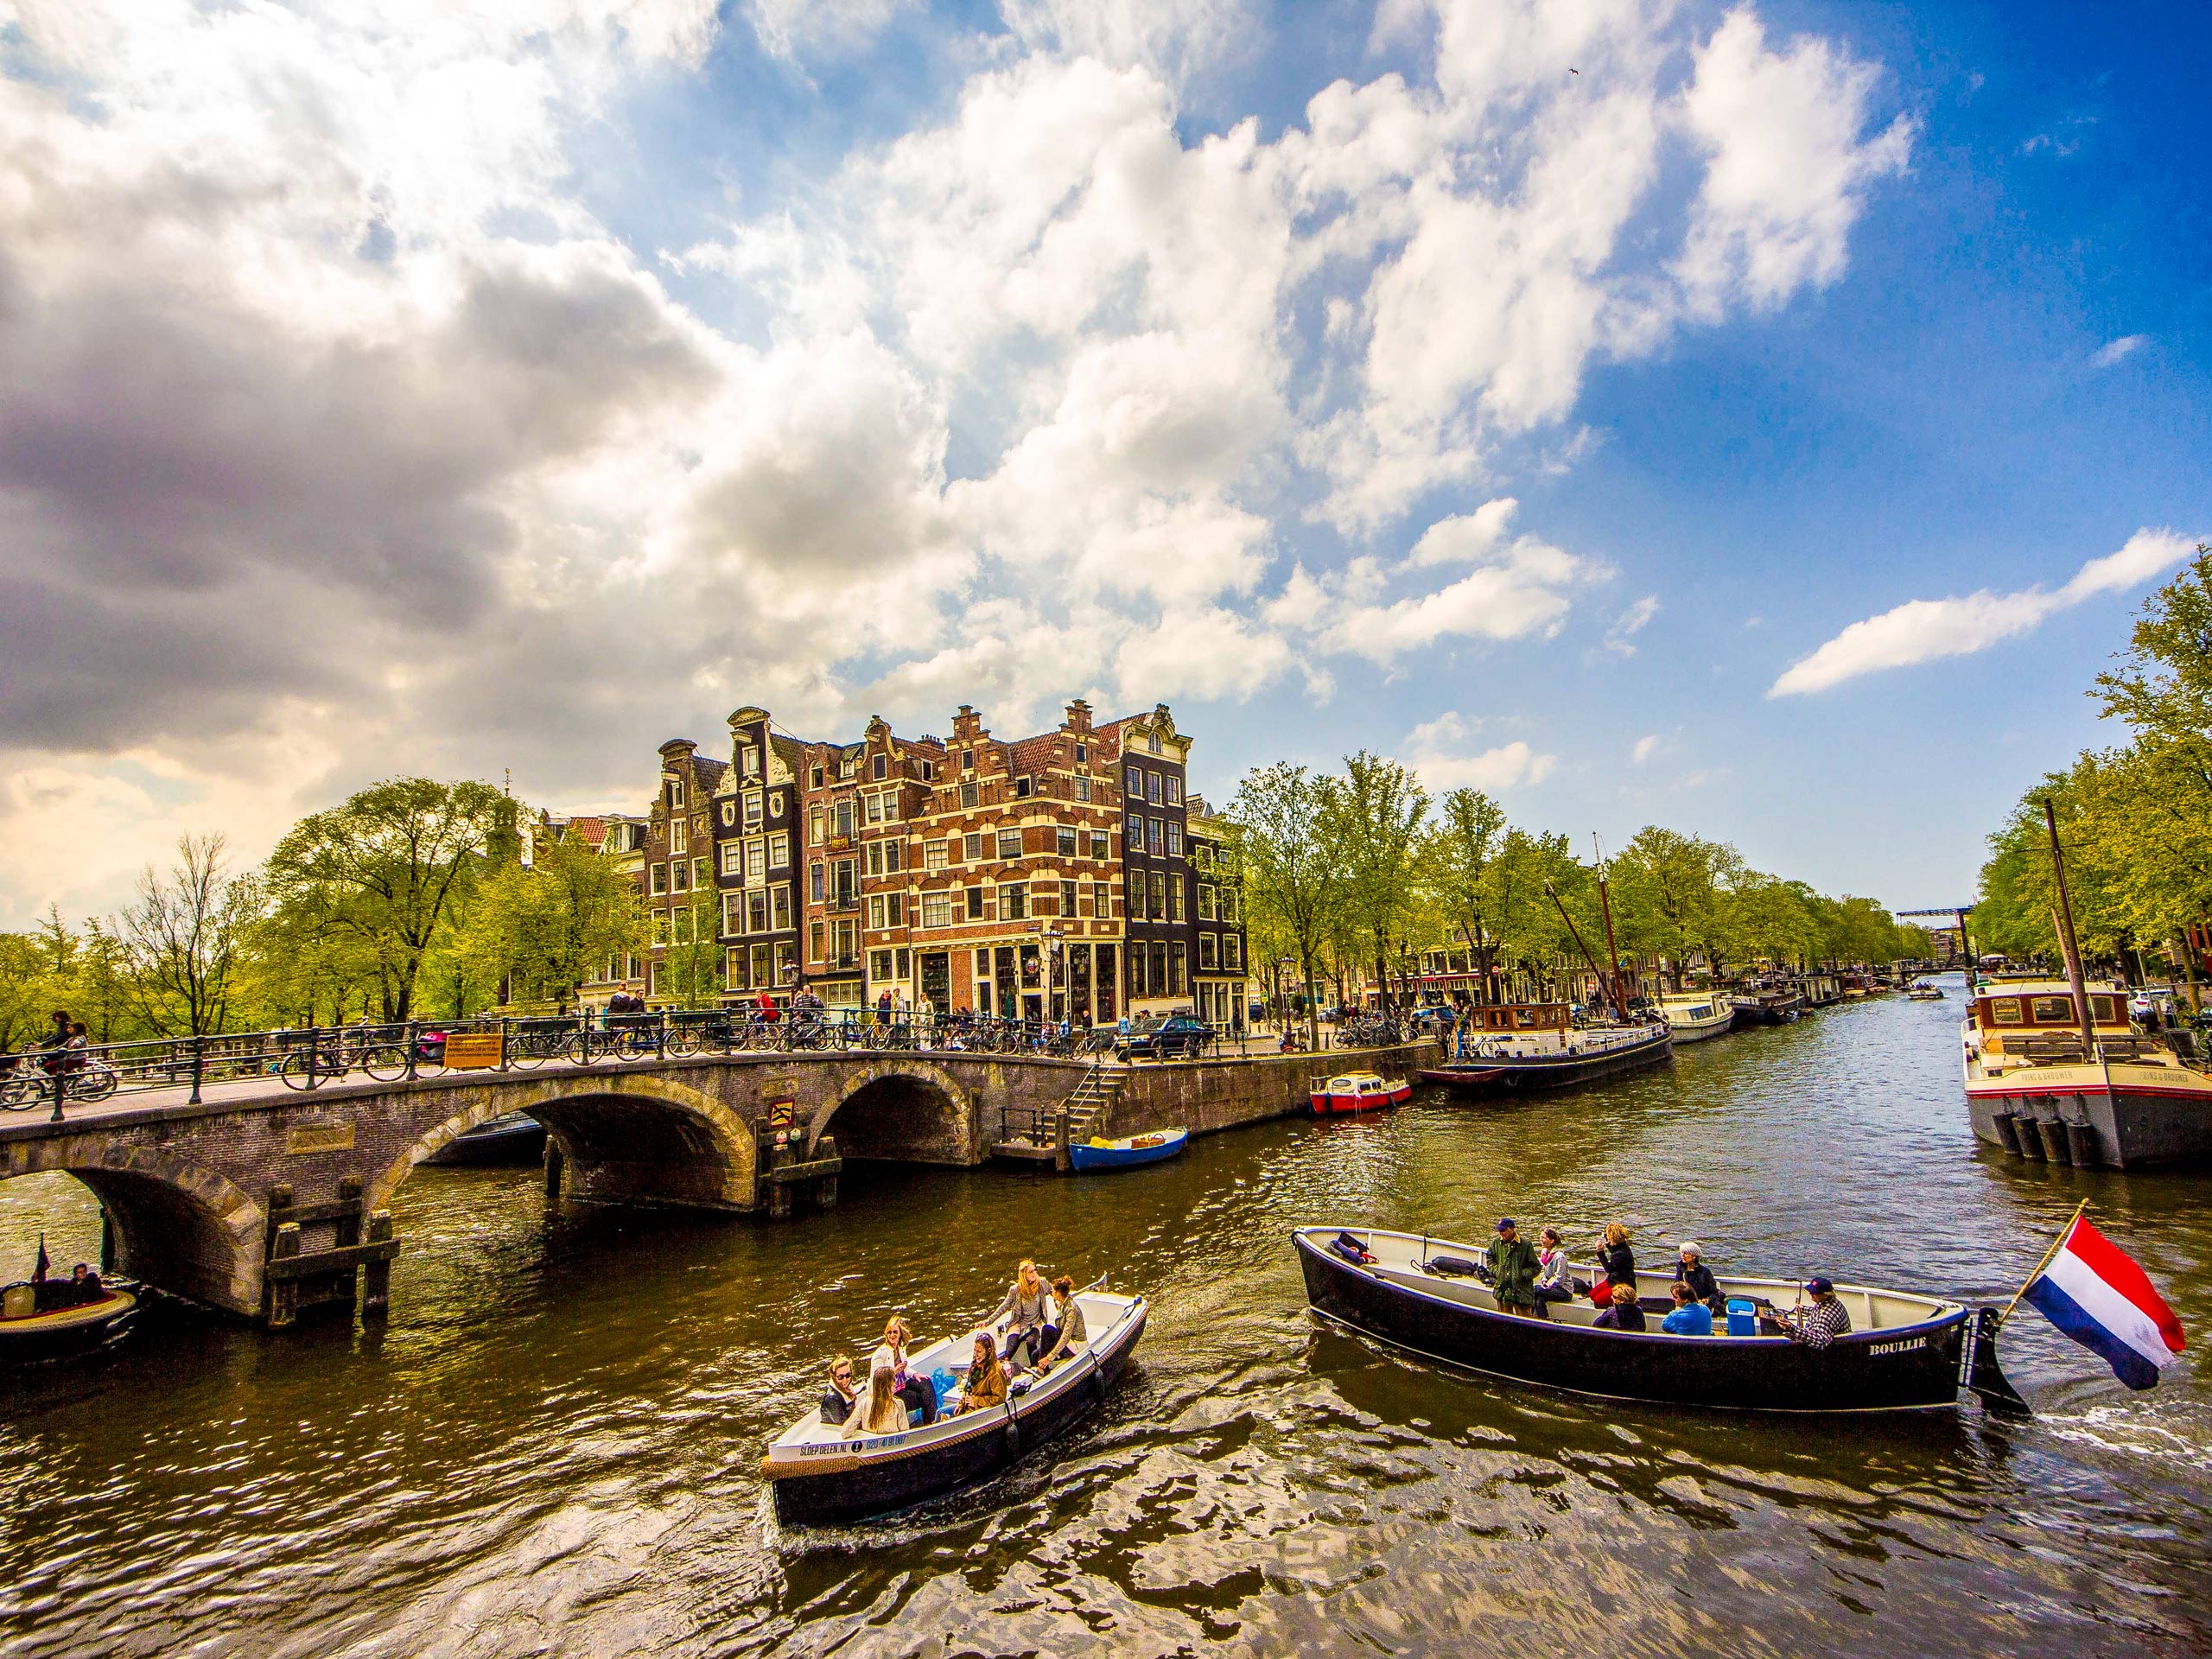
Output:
[{"xmin": 2022, "ymin": 1213, "xmax": 2186, "ymax": 1391}]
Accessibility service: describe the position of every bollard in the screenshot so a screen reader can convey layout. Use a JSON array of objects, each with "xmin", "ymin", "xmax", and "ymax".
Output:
[
  {"xmin": 360, "ymin": 1211, "xmax": 394, "ymax": 1319},
  {"xmin": 268, "ymin": 1223, "xmax": 302, "ymax": 1328},
  {"xmin": 543, "ymin": 1139, "xmax": 566, "ymax": 1203}
]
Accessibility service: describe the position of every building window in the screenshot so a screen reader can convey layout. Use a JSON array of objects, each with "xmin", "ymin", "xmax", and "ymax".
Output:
[
  {"xmin": 966, "ymin": 886, "xmax": 987, "ymax": 920},
  {"xmin": 1075, "ymin": 777, "xmax": 1091, "ymax": 802},
  {"xmin": 963, "ymin": 831, "xmax": 985, "ymax": 861},
  {"xmin": 1223, "ymin": 889, "xmax": 1239, "ymax": 923},
  {"xmin": 962, "ymin": 749, "xmax": 975, "ymax": 772},
  {"xmin": 1090, "ymin": 830, "xmax": 1109, "ymax": 860},
  {"xmin": 722, "ymin": 844, "xmax": 742, "ymax": 877},
  {"xmin": 1166, "ymin": 821, "xmax": 1183, "ymax": 857},
  {"xmin": 1129, "ymin": 947, "xmax": 1147, "ymax": 997},
  {"xmin": 886, "ymin": 893, "xmax": 904, "ymax": 926},
  {"xmin": 746, "ymin": 841, "xmax": 766, "ymax": 882},
  {"xmin": 809, "ymin": 863, "xmax": 824, "ymax": 902},
  {"xmin": 1147, "ymin": 734, "xmax": 1161, "ymax": 754},
  {"xmin": 1094, "ymin": 881, "xmax": 1110, "ymax": 917},
  {"xmin": 1198, "ymin": 884, "xmax": 1217, "ymax": 921},
  {"xmin": 1128, "ymin": 878, "xmax": 1146, "ymax": 921},
  {"xmin": 769, "ymin": 831, "xmax": 789, "ymax": 868},
  {"xmin": 1224, "ymin": 934, "xmax": 1242, "ymax": 969},
  {"xmin": 724, "ymin": 893, "xmax": 743, "ymax": 936},
  {"xmin": 1061, "ymin": 880, "xmax": 1077, "ymax": 917},
  {"xmin": 670, "ymin": 777, "xmax": 686, "ymax": 808},
  {"xmin": 997, "ymin": 828, "xmax": 1023, "ymax": 860},
  {"xmin": 1143, "ymin": 772, "xmax": 1160, "ymax": 805},
  {"xmin": 1055, "ymin": 826, "xmax": 1077, "ymax": 857},
  {"xmin": 1126, "ymin": 764, "xmax": 1142, "ymax": 793},
  {"xmin": 872, "ymin": 949, "xmax": 893, "ymax": 981},
  {"xmin": 772, "ymin": 888, "xmax": 791, "ymax": 931},
  {"xmin": 741, "ymin": 747, "xmax": 761, "ymax": 778},
  {"xmin": 769, "ymin": 790, "xmax": 784, "ymax": 819},
  {"xmin": 1167, "ymin": 876, "xmax": 1184, "ymax": 922},
  {"xmin": 1148, "ymin": 817, "xmax": 1163, "ymax": 854},
  {"xmin": 727, "ymin": 946, "xmax": 745, "ymax": 989},
  {"xmin": 1171, "ymin": 942, "xmax": 1187, "ymax": 995},
  {"xmin": 960, "ymin": 781, "xmax": 979, "ymax": 810},
  {"xmin": 925, "ymin": 839, "xmax": 949, "ymax": 872},
  {"xmin": 671, "ymin": 861, "xmax": 690, "ymax": 893},
  {"xmin": 810, "ymin": 921, "xmax": 824, "ymax": 963},
  {"xmin": 671, "ymin": 818, "xmax": 688, "ymax": 855},
  {"xmin": 834, "ymin": 800, "xmax": 853, "ymax": 839},
  {"xmin": 1199, "ymin": 933, "xmax": 1218, "ymax": 970},
  {"xmin": 885, "ymin": 839, "xmax": 903, "ymax": 873},
  {"xmin": 922, "ymin": 893, "xmax": 953, "ymax": 929},
  {"xmin": 868, "ymin": 895, "xmax": 886, "ymax": 931},
  {"xmin": 810, "ymin": 763, "xmax": 824, "ymax": 789},
  {"xmin": 1075, "ymin": 742, "xmax": 1088, "ymax": 762},
  {"xmin": 1127, "ymin": 812, "xmax": 1143, "ymax": 849},
  {"xmin": 775, "ymin": 940, "xmax": 795, "ymax": 982},
  {"xmin": 999, "ymin": 883, "xmax": 1028, "ymax": 920},
  {"xmin": 720, "ymin": 802, "xmax": 735, "ymax": 828},
  {"xmin": 1165, "ymin": 776, "xmax": 1182, "ymax": 805},
  {"xmin": 746, "ymin": 891, "xmax": 767, "ymax": 933},
  {"xmin": 694, "ymin": 856, "xmax": 709, "ymax": 888},
  {"xmin": 809, "ymin": 805, "xmax": 823, "ymax": 842},
  {"xmin": 652, "ymin": 862, "xmax": 669, "ymax": 896},
  {"xmin": 745, "ymin": 792, "xmax": 763, "ymax": 830},
  {"xmin": 671, "ymin": 906, "xmax": 692, "ymax": 945},
  {"xmin": 865, "ymin": 792, "xmax": 882, "ymax": 825},
  {"xmin": 1015, "ymin": 776, "xmax": 1033, "ymax": 798},
  {"xmin": 1151, "ymin": 870, "xmax": 1166, "ymax": 916}
]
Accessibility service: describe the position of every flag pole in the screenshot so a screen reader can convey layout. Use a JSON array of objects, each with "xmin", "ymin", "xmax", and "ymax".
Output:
[{"xmin": 1997, "ymin": 1198, "xmax": 2090, "ymax": 1327}]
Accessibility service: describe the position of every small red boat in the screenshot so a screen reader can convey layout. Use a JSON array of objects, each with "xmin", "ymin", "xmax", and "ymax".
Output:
[{"xmin": 1310, "ymin": 1071, "xmax": 1413, "ymax": 1115}]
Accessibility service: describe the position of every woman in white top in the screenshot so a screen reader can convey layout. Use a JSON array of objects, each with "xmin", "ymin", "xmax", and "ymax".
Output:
[
  {"xmin": 871, "ymin": 1314, "xmax": 937, "ymax": 1424},
  {"xmin": 1533, "ymin": 1227, "xmax": 1575, "ymax": 1310},
  {"xmin": 842, "ymin": 1363, "xmax": 909, "ymax": 1440}
]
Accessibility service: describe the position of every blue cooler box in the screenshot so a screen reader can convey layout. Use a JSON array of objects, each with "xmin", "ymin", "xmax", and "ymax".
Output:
[{"xmin": 1726, "ymin": 1298, "xmax": 1758, "ymax": 1337}]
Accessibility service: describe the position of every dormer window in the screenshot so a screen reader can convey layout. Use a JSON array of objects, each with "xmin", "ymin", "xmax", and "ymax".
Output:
[
  {"xmin": 741, "ymin": 747, "xmax": 761, "ymax": 779},
  {"xmin": 668, "ymin": 777, "xmax": 686, "ymax": 808},
  {"xmin": 1147, "ymin": 734, "xmax": 1161, "ymax": 754},
  {"xmin": 810, "ymin": 763, "xmax": 824, "ymax": 789},
  {"xmin": 872, "ymin": 754, "xmax": 887, "ymax": 781},
  {"xmin": 1074, "ymin": 743, "xmax": 1087, "ymax": 763},
  {"xmin": 1015, "ymin": 776, "xmax": 1033, "ymax": 798}
]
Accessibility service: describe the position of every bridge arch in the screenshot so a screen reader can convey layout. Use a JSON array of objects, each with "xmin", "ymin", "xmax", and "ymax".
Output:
[
  {"xmin": 369, "ymin": 1071, "xmax": 758, "ymax": 1214},
  {"xmin": 807, "ymin": 1061, "xmax": 976, "ymax": 1165},
  {"xmin": 3, "ymin": 1141, "xmax": 264, "ymax": 1316}
]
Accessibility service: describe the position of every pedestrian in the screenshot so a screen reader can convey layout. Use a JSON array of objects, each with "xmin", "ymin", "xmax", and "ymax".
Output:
[{"xmin": 1486, "ymin": 1217, "xmax": 1540, "ymax": 1317}]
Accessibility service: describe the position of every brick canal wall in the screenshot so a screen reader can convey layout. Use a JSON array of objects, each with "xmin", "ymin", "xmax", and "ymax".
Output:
[{"xmin": 1101, "ymin": 1041, "xmax": 1440, "ymax": 1140}]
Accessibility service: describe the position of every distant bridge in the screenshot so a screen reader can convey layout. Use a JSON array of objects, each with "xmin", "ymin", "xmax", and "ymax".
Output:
[{"xmin": 0, "ymin": 1050, "xmax": 1085, "ymax": 1325}]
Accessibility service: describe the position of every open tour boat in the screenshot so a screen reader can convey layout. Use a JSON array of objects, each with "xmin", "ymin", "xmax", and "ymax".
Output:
[
  {"xmin": 1293, "ymin": 1227, "xmax": 2023, "ymax": 1414},
  {"xmin": 1963, "ymin": 977, "xmax": 2212, "ymax": 1169},
  {"xmin": 1310, "ymin": 1071, "xmax": 1414, "ymax": 1115},
  {"xmin": 1, "ymin": 1281, "xmax": 139, "ymax": 1364},
  {"xmin": 1418, "ymin": 1003, "xmax": 1673, "ymax": 1093},
  {"xmin": 762, "ymin": 1287, "xmax": 1148, "ymax": 1523}
]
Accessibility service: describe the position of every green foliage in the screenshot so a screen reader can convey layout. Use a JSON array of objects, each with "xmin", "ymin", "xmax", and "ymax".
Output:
[{"xmin": 1229, "ymin": 762, "xmax": 1341, "ymax": 1042}]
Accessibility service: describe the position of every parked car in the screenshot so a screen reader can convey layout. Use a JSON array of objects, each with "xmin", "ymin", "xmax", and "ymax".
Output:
[{"xmin": 1116, "ymin": 1012, "xmax": 1211, "ymax": 1062}]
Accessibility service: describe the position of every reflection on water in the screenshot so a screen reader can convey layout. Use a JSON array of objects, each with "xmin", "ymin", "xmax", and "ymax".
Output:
[{"xmin": 4, "ymin": 982, "xmax": 2211, "ymax": 1656}]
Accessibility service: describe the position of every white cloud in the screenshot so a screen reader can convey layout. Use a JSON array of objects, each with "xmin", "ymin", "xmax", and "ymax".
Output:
[
  {"xmin": 747, "ymin": 0, "xmax": 918, "ymax": 64},
  {"xmin": 1401, "ymin": 713, "xmax": 1556, "ymax": 791},
  {"xmin": 1605, "ymin": 594, "xmax": 1660, "ymax": 655},
  {"xmin": 1404, "ymin": 498, "xmax": 1520, "ymax": 567},
  {"xmin": 1630, "ymin": 733, "xmax": 1662, "ymax": 765},
  {"xmin": 2091, "ymin": 334, "xmax": 2147, "ymax": 369},
  {"xmin": 1769, "ymin": 529, "xmax": 2197, "ymax": 696}
]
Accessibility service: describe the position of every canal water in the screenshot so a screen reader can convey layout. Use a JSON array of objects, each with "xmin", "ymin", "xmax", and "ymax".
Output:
[{"xmin": 4, "ymin": 984, "xmax": 2209, "ymax": 1656}]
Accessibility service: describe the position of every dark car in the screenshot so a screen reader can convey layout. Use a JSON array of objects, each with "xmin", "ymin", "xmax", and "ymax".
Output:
[{"xmin": 1116, "ymin": 1012, "xmax": 1211, "ymax": 1062}]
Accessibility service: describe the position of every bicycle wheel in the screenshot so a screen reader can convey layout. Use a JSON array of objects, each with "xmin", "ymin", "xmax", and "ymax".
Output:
[
  {"xmin": 413, "ymin": 1046, "xmax": 447, "ymax": 1080},
  {"xmin": 666, "ymin": 1027, "xmax": 702, "ymax": 1058},
  {"xmin": 278, "ymin": 1052, "xmax": 319, "ymax": 1090},
  {"xmin": 362, "ymin": 1045, "xmax": 410, "ymax": 1082},
  {"xmin": 2, "ymin": 1077, "xmax": 41, "ymax": 1110},
  {"xmin": 77, "ymin": 1068, "xmax": 118, "ymax": 1103},
  {"xmin": 508, "ymin": 1034, "xmax": 548, "ymax": 1070},
  {"xmin": 563, "ymin": 1033, "xmax": 595, "ymax": 1067}
]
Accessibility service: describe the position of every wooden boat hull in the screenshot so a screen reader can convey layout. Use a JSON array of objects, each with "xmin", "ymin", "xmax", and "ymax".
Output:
[
  {"xmin": 0, "ymin": 1289, "xmax": 138, "ymax": 1364},
  {"xmin": 1294, "ymin": 1231, "xmax": 1974, "ymax": 1413},
  {"xmin": 1417, "ymin": 1027, "xmax": 1673, "ymax": 1094},
  {"xmin": 766, "ymin": 1299, "xmax": 1147, "ymax": 1524},
  {"xmin": 422, "ymin": 1111, "xmax": 546, "ymax": 1167},
  {"xmin": 1966, "ymin": 1060, "xmax": 2212, "ymax": 1170},
  {"xmin": 1068, "ymin": 1129, "xmax": 1188, "ymax": 1171}
]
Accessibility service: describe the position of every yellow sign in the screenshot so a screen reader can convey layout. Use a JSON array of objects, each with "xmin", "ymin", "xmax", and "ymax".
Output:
[
  {"xmin": 286, "ymin": 1123, "xmax": 355, "ymax": 1155},
  {"xmin": 443, "ymin": 1033, "xmax": 505, "ymax": 1071}
]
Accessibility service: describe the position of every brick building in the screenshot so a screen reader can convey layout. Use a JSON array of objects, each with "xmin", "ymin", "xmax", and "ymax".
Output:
[{"xmin": 588, "ymin": 696, "xmax": 1248, "ymax": 1027}]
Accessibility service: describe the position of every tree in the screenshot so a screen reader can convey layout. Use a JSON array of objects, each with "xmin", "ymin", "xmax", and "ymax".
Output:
[
  {"xmin": 1230, "ymin": 763, "xmax": 1341, "ymax": 1048},
  {"xmin": 118, "ymin": 833, "xmax": 261, "ymax": 1036},
  {"xmin": 1421, "ymin": 788, "xmax": 1507, "ymax": 1002},
  {"xmin": 1608, "ymin": 827, "xmax": 1732, "ymax": 989},
  {"xmin": 265, "ymin": 779, "xmax": 512, "ymax": 1020},
  {"xmin": 660, "ymin": 887, "xmax": 721, "ymax": 1010},
  {"xmin": 1321, "ymin": 752, "xmax": 1430, "ymax": 1012},
  {"xmin": 448, "ymin": 825, "xmax": 648, "ymax": 1013}
]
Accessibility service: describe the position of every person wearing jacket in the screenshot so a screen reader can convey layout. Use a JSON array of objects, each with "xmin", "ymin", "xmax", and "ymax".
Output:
[
  {"xmin": 989, "ymin": 1260, "xmax": 1052, "ymax": 1367},
  {"xmin": 1673, "ymin": 1242, "xmax": 1725, "ymax": 1315},
  {"xmin": 1661, "ymin": 1282, "xmax": 1713, "ymax": 1336},
  {"xmin": 1485, "ymin": 1218, "xmax": 1540, "ymax": 1316},
  {"xmin": 957, "ymin": 1332, "xmax": 1008, "ymax": 1414},
  {"xmin": 1594, "ymin": 1284, "xmax": 1646, "ymax": 1332},
  {"xmin": 1596, "ymin": 1224, "xmax": 1636, "ymax": 1300},
  {"xmin": 1533, "ymin": 1227, "xmax": 1576, "ymax": 1309}
]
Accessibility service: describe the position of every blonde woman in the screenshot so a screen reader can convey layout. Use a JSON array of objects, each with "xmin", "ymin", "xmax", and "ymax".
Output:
[
  {"xmin": 988, "ymin": 1259, "xmax": 1052, "ymax": 1369},
  {"xmin": 872, "ymin": 1314, "xmax": 937, "ymax": 1425},
  {"xmin": 1596, "ymin": 1224, "xmax": 1637, "ymax": 1299},
  {"xmin": 842, "ymin": 1362, "xmax": 910, "ymax": 1439}
]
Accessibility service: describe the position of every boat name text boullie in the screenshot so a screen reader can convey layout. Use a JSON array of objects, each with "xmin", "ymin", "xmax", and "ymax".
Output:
[{"xmin": 1294, "ymin": 1227, "xmax": 2025, "ymax": 1414}]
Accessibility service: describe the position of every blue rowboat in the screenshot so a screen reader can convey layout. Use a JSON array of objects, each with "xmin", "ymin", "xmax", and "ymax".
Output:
[{"xmin": 1067, "ymin": 1128, "xmax": 1188, "ymax": 1172}]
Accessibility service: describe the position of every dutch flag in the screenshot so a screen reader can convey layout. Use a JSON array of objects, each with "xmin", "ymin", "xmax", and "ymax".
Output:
[{"xmin": 2021, "ymin": 1213, "xmax": 2187, "ymax": 1391}]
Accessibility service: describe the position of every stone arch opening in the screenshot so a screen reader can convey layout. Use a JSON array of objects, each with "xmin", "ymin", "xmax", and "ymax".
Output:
[
  {"xmin": 2, "ymin": 1153, "xmax": 263, "ymax": 1317},
  {"xmin": 372, "ymin": 1074, "xmax": 757, "ymax": 1214},
  {"xmin": 811, "ymin": 1069, "xmax": 973, "ymax": 1164}
]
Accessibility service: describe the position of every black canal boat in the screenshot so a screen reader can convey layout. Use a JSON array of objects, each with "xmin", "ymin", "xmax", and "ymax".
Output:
[
  {"xmin": 1, "ymin": 1281, "xmax": 139, "ymax": 1364},
  {"xmin": 1418, "ymin": 1003, "xmax": 1673, "ymax": 1095},
  {"xmin": 1294, "ymin": 1227, "xmax": 2023, "ymax": 1414},
  {"xmin": 762, "ymin": 1287, "xmax": 1147, "ymax": 1524}
]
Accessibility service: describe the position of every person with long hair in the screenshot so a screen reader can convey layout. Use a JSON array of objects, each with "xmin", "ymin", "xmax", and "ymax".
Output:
[
  {"xmin": 988, "ymin": 1259, "xmax": 1052, "ymax": 1369},
  {"xmin": 957, "ymin": 1331, "xmax": 1007, "ymax": 1414},
  {"xmin": 842, "ymin": 1363, "xmax": 910, "ymax": 1439},
  {"xmin": 872, "ymin": 1314, "xmax": 937, "ymax": 1425}
]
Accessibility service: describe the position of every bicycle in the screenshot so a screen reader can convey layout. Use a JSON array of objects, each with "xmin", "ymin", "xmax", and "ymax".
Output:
[
  {"xmin": 279, "ymin": 1040, "xmax": 367, "ymax": 1090},
  {"xmin": 505, "ymin": 1020, "xmax": 574, "ymax": 1070},
  {"xmin": 3, "ymin": 1061, "xmax": 120, "ymax": 1109}
]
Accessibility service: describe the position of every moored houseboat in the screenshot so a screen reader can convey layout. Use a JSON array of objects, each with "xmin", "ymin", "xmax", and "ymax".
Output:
[
  {"xmin": 1419, "ymin": 1003, "xmax": 1672, "ymax": 1093},
  {"xmin": 1729, "ymin": 982, "xmax": 1804, "ymax": 1025},
  {"xmin": 1656, "ymin": 990, "xmax": 1733, "ymax": 1044},
  {"xmin": 1963, "ymin": 978, "xmax": 2212, "ymax": 1169}
]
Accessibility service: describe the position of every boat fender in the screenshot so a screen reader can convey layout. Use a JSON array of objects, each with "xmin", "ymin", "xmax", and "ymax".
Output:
[
  {"xmin": 1329, "ymin": 1232, "xmax": 1376, "ymax": 1266},
  {"xmin": 2035, "ymin": 1116, "xmax": 2070, "ymax": 1165},
  {"xmin": 1989, "ymin": 1109, "xmax": 2022, "ymax": 1156},
  {"xmin": 1424, "ymin": 1255, "xmax": 1486, "ymax": 1280},
  {"xmin": 1002, "ymin": 1404, "xmax": 1021, "ymax": 1458},
  {"xmin": 2062, "ymin": 1116, "xmax": 2094, "ymax": 1168},
  {"xmin": 1086, "ymin": 1361, "xmax": 1107, "ymax": 1405}
]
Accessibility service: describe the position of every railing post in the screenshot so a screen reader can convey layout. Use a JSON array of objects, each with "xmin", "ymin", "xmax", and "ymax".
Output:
[
  {"xmin": 306, "ymin": 1023, "xmax": 321, "ymax": 1090},
  {"xmin": 404, "ymin": 1019, "xmax": 418, "ymax": 1081},
  {"xmin": 655, "ymin": 1011, "xmax": 667, "ymax": 1061},
  {"xmin": 188, "ymin": 1033, "xmax": 205, "ymax": 1105},
  {"xmin": 499, "ymin": 1016, "xmax": 511, "ymax": 1071},
  {"xmin": 48, "ymin": 1054, "xmax": 64, "ymax": 1122}
]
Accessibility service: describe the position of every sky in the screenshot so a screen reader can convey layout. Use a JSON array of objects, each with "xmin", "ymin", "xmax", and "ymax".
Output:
[{"xmin": 1, "ymin": 0, "xmax": 2205, "ymax": 927}]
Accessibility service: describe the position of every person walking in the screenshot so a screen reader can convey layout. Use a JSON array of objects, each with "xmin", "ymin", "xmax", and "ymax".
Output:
[{"xmin": 1485, "ymin": 1218, "xmax": 1540, "ymax": 1318}]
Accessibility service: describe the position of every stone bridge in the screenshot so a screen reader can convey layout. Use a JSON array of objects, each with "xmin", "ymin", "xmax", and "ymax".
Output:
[{"xmin": 0, "ymin": 1052, "xmax": 1085, "ymax": 1324}]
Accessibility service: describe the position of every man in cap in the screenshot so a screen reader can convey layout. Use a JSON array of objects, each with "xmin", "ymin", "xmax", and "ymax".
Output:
[
  {"xmin": 1780, "ymin": 1277, "xmax": 1852, "ymax": 1348},
  {"xmin": 1485, "ymin": 1217, "xmax": 1540, "ymax": 1318}
]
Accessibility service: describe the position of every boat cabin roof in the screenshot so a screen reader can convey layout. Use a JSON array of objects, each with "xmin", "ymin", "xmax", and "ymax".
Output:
[{"xmin": 1466, "ymin": 1003, "xmax": 1571, "ymax": 1033}]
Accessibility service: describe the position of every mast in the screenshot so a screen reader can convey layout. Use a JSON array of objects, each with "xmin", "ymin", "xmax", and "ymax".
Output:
[
  {"xmin": 1592, "ymin": 835, "xmax": 1628, "ymax": 1021},
  {"xmin": 1545, "ymin": 880, "xmax": 1618, "ymax": 1020},
  {"xmin": 2042, "ymin": 798, "xmax": 2099, "ymax": 1062}
]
